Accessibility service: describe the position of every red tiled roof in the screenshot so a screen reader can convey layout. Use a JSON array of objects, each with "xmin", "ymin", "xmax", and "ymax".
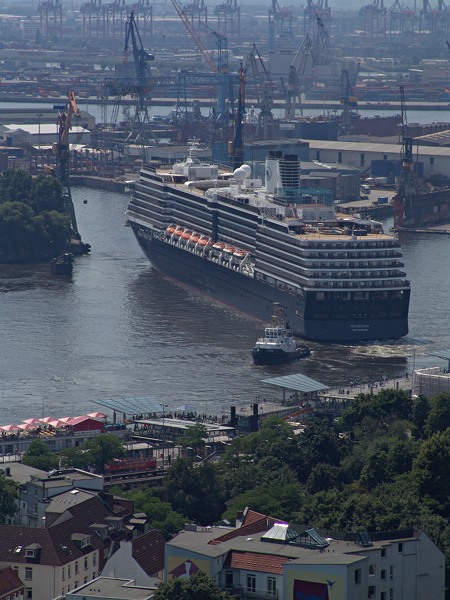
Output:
[
  {"xmin": 241, "ymin": 509, "xmax": 271, "ymax": 527},
  {"xmin": 132, "ymin": 529, "xmax": 166, "ymax": 575},
  {"xmin": 0, "ymin": 493, "xmax": 132, "ymax": 568},
  {"xmin": 0, "ymin": 567, "xmax": 24, "ymax": 595},
  {"xmin": 208, "ymin": 516, "xmax": 279, "ymax": 545},
  {"xmin": 224, "ymin": 551, "xmax": 288, "ymax": 574}
]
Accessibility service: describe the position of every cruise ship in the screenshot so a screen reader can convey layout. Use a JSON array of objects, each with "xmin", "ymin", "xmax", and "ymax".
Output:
[{"xmin": 126, "ymin": 144, "xmax": 410, "ymax": 341}]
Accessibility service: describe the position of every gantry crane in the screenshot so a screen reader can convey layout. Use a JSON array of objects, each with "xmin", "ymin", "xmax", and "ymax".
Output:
[{"xmin": 393, "ymin": 85, "xmax": 414, "ymax": 229}]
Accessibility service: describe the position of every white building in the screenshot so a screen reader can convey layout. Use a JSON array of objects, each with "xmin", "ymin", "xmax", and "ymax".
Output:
[{"xmin": 164, "ymin": 509, "xmax": 445, "ymax": 600}]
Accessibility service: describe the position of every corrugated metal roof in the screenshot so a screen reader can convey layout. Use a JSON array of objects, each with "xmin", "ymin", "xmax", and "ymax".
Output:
[
  {"xmin": 92, "ymin": 396, "xmax": 163, "ymax": 415},
  {"xmin": 307, "ymin": 139, "xmax": 450, "ymax": 157},
  {"xmin": 429, "ymin": 349, "xmax": 450, "ymax": 361},
  {"xmin": 262, "ymin": 374, "xmax": 329, "ymax": 392}
]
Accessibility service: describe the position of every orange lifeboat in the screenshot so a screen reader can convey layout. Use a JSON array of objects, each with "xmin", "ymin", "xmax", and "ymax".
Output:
[
  {"xmin": 182, "ymin": 231, "xmax": 192, "ymax": 240},
  {"xmin": 213, "ymin": 242, "xmax": 226, "ymax": 250},
  {"xmin": 233, "ymin": 249, "xmax": 248, "ymax": 258},
  {"xmin": 166, "ymin": 225, "xmax": 176, "ymax": 234},
  {"xmin": 190, "ymin": 235, "xmax": 200, "ymax": 243},
  {"xmin": 174, "ymin": 228, "xmax": 183, "ymax": 237},
  {"xmin": 223, "ymin": 246, "xmax": 236, "ymax": 253},
  {"xmin": 199, "ymin": 237, "xmax": 209, "ymax": 246}
]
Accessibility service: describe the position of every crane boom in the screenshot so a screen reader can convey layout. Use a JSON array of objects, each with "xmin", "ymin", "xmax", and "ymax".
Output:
[{"xmin": 170, "ymin": 0, "xmax": 217, "ymax": 72}]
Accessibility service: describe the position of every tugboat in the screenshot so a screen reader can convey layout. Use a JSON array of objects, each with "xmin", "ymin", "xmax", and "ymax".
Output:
[
  {"xmin": 251, "ymin": 305, "xmax": 310, "ymax": 365},
  {"xmin": 50, "ymin": 253, "xmax": 74, "ymax": 275}
]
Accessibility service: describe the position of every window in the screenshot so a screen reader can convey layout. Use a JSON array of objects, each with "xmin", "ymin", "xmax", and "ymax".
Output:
[
  {"xmin": 383, "ymin": 154, "xmax": 388, "ymax": 160},
  {"xmin": 84, "ymin": 557, "xmax": 88, "ymax": 570},
  {"xmin": 381, "ymin": 569, "xmax": 386, "ymax": 580},
  {"xmin": 246, "ymin": 574, "xmax": 256, "ymax": 593},
  {"xmin": 390, "ymin": 565, "xmax": 394, "ymax": 580},
  {"xmin": 25, "ymin": 567, "xmax": 32, "ymax": 580},
  {"xmin": 68, "ymin": 565, "xmax": 71, "ymax": 578},
  {"xmin": 381, "ymin": 548, "xmax": 386, "ymax": 557},
  {"xmin": 369, "ymin": 564, "xmax": 376, "ymax": 576},
  {"xmin": 398, "ymin": 543, "xmax": 403, "ymax": 553},
  {"xmin": 360, "ymin": 153, "xmax": 365, "ymax": 167},
  {"xmin": 316, "ymin": 150, "xmax": 320, "ymax": 161},
  {"xmin": 62, "ymin": 567, "xmax": 65, "ymax": 582},
  {"xmin": 389, "ymin": 588, "xmax": 393, "ymax": 600},
  {"xmin": 224, "ymin": 571, "xmax": 233, "ymax": 588},
  {"xmin": 75, "ymin": 561, "xmax": 79, "ymax": 575},
  {"xmin": 338, "ymin": 152, "xmax": 342, "ymax": 164},
  {"xmin": 430, "ymin": 157, "xmax": 434, "ymax": 166},
  {"xmin": 368, "ymin": 585, "xmax": 376, "ymax": 598},
  {"xmin": 354, "ymin": 568, "xmax": 361, "ymax": 584},
  {"xmin": 267, "ymin": 577, "xmax": 277, "ymax": 596},
  {"xmin": 93, "ymin": 553, "xmax": 97, "ymax": 566},
  {"xmin": 381, "ymin": 593, "xmax": 386, "ymax": 600},
  {"xmin": 25, "ymin": 589, "xmax": 32, "ymax": 600}
]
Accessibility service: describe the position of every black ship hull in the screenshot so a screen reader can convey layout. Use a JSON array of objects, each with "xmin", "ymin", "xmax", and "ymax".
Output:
[
  {"xmin": 251, "ymin": 347, "xmax": 310, "ymax": 365},
  {"xmin": 131, "ymin": 225, "xmax": 410, "ymax": 342}
]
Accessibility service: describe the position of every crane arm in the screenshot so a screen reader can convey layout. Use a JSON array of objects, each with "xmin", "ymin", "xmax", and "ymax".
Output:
[
  {"xmin": 170, "ymin": 0, "xmax": 217, "ymax": 72},
  {"xmin": 59, "ymin": 91, "xmax": 80, "ymax": 145}
]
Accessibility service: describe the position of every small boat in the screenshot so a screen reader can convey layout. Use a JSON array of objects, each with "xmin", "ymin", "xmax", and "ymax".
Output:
[
  {"xmin": 251, "ymin": 305, "xmax": 310, "ymax": 365},
  {"xmin": 50, "ymin": 253, "xmax": 74, "ymax": 275}
]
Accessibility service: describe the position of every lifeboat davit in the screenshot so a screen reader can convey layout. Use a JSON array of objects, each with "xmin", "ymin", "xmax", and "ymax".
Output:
[
  {"xmin": 166, "ymin": 225, "xmax": 175, "ymax": 234},
  {"xmin": 213, "ymin": 242, "xmax": 226, "ymax": 250},
  {"xmin": 223, "ymin": 246, "xmax": 236, "ymax": 254}
]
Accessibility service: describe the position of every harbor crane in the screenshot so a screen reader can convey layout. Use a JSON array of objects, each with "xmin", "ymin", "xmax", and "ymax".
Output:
[
  {"xmin": 393, "ymin": 85, "xmax": 414, "ymax": 229},
  {"xmin": 122, "ymin": 10, "xmax": 158, "ymax": 151},
  {"xmin": 245, "ymin": 44, "xmax": 274, "ymax": 138},
  {"xmin": 54, "ymin": 91, "xmax": 81, "ymax": 237}
]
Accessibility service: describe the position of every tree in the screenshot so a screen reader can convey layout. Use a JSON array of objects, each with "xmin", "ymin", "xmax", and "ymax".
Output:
[
  {"xmin": 0, "ymin": 472, "xmax": 18, "ymax": 523},
  {"xmin": 0, "ymin": 169, "xmax": 33, "ymax": 205},
  {"xmin": 84, "ymin": 435, "xmax": 126, "ymax": 474},
  {"xmin": 412, "ymin": 429, "xmax": 450, "ymax": 511},
  {"xmin": 424, "ymin": 392, "xmax": 450, "ymax": 437},
  {"xmin": 152, "ymin": 572, "xmax": 233, "ymax": 600},
  {"xmin": 22, "ymin": 439, "xmax": 59, "ymax": 471},
  {"xmin": 60, "ymin": 446, "xmax": 92, "ymax": 470},
  {"xmin": 30, "ymin": 176, "xmax": 65, "ymax": 214},
  {"xmin": 177, "ymin": 423, "xmax": 207, "ymax": 455},
  {"xmin": 161, "ymin": 459, "xmax": 225, "ymax": 525},
  {"xmin": 0, "ymin": 202, "xmax": 36, "ymax": 259}
]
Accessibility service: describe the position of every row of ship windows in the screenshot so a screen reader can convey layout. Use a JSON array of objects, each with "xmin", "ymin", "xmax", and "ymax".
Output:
[
  {"xmin": 303, "ymin": 271, "xmax": 405, "ymax": 279},
  {"xmin": 315, "ymin": 290, "xmax": 406, "ymax": 300},
  {"xmin": 311, "ymin": 311, "xmax": 403, "ymax": 319},
  {"xmin": 256, "ymin": 257, "xmax": 406, "ymax": 285},
  {"xmin": 297, "ymin": 240, "xmax": 400, "ymax": 250}
]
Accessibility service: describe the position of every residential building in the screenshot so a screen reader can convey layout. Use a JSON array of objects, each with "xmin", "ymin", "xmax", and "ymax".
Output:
[
  {"xmin": 103, "ymin": 529, "xmax": 165, "ymax": 586},
  {"xmin": 164, "ymin": 508, "xmax": 445, "ymax": 600},
  {"xmin": 65, "ymin": 577, "xmax": 155, "ymax": 600},
  {"xmin": 0, "ymin": 489, "xmax": 139, "ymax": 600},
  {"xmin": 0, "ymin": 567, "xmax": 24, "ymax": 600},
  {"xmin": 15, "ymin": 469, "xmax": 104, "ymax": 527}
]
